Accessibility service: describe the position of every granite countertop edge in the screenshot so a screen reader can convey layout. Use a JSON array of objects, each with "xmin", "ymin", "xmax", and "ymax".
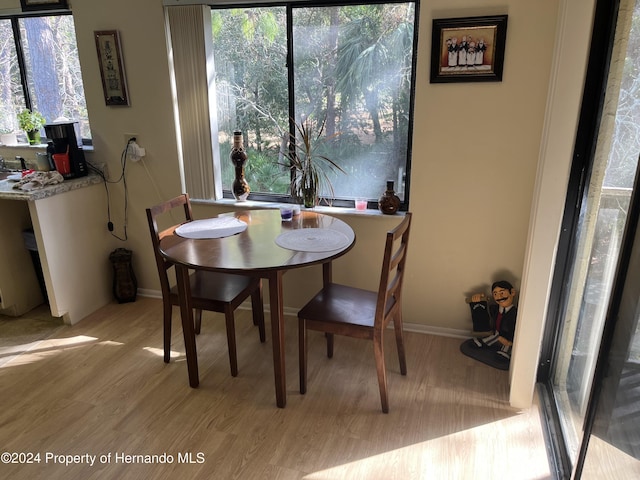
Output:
[{"xmin": 0, "ymin": 173, "xmax": 103, "ymax": 201}]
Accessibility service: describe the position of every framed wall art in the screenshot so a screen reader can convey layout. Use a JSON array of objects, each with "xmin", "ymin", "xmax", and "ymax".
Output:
[
  {"xmin": 20, "ymin": 0, "xmax": 68, "ymax": 11},
  {"xmin": 430, "ymin": 15, "xmax": 508, "ymax": 83},
  {"xmin": 94, "ymin": 30, "xmax": 130, "ymax": 106}
]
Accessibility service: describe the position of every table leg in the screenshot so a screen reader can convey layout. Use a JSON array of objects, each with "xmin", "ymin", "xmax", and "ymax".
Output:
[
  {"xmin": 322, "ymin": 261, "xmax": 334, "ymax": 356},
  {"xmin": 176, "ymin": 264, "xmax": 199, "ymax": 388},
  {"xmin": 323, "ymin": 261, "xmax": 332, "ymax": 287},
  {"xmin": 267, "ymin": 270, "xmax": 286, "ymax": 408}
]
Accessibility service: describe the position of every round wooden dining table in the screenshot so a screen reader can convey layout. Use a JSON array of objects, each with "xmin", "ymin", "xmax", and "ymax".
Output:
[{"xmin": 159, "ymin": 208, "xmax": 356, "ymax": 408}]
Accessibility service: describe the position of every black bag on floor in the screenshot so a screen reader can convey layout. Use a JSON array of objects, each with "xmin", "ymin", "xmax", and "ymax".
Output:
[{"xmin": 109, "ymin": 248, "xmax": 137, "ymax": 303}]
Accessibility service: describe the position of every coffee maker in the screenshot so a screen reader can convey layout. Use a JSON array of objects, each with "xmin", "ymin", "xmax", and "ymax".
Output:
[{"xmin": 44, "ymin": 121, "xmax": 88, "ymax": 179}]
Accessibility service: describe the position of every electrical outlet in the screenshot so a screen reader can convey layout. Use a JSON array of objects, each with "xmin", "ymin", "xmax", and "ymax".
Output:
[
  {"xmin": 123, "ymin": 133, "xmax": 138, "ymax": 144},
  {"xmin": 126, "ymin": 140, "xmax": 146, "ymax": 162}
]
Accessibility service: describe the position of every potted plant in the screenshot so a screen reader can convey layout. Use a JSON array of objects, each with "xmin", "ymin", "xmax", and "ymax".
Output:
[
  {"xmin": 279, "ymin": 116, "xmax": 345, "ymax": 208},
  {"xmin": 17, "ymin": 109, "xmax": 46, "ymax": 145}
]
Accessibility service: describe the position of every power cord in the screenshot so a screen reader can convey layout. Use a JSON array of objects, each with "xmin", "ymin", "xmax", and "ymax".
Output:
[
  {"xmin": 93, "ymin": 137, "xmax": 135, "ymax": 241},
  {"xmin": 138, "ymin": 156, "xmax": 177, "ymax": 223}
]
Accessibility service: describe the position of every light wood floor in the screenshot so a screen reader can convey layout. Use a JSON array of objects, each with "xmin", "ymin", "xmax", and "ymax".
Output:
[
  {"xmin": 0, "ymin": 304, "xmax": 65, "ymax": 367},
  {"xmin": 0, "ymin": 297, "xmax": 552, "ymax": 479}
]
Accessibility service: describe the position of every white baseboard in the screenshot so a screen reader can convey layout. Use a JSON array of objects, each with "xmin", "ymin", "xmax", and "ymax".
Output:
[
  {"xmin": 138, "ymin": 288, "xmax": 162, "ymax": 299},
  {"xmin": 137, "ymin": 290, "xmax": 471, "ymax": 340}
]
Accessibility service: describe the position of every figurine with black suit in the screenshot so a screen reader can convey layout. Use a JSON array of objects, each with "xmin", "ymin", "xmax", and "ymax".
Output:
[{"xmin": 460, "ymin": 280, "xmax": 517, "ymax": 370}]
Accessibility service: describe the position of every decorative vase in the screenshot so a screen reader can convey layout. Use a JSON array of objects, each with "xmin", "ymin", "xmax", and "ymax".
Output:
[
  {"xmin": 378, "ymin": 180, "xmax": 401, "ymax": 215},
  {"xmin": 230, "ymin": 130, "xmax": 250, "ymax": 201},
  {"xmin": 26, "ymin": 130, "xmax": 41, "ymax": 145},
  {"xmin": 302, "ymin": 187, "xmax": 316, "ymax": 208},
  {"xmin": 109, "ymin": 248, "xmax": 137, "ymax": 303}
]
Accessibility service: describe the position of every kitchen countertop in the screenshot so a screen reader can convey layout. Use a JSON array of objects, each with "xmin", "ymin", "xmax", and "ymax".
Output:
[{"xmin": 0, "ymin": 172, "xmax": 103, "ymax": 201}]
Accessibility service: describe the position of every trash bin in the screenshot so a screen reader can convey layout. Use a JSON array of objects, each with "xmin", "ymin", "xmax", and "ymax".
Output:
[{"xmin": 22, "ymin": 229, "xmax": 48, "ymax": 303}]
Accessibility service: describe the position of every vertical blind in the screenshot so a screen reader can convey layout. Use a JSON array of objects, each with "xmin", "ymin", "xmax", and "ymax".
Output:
[{"xmin": 165, "ymin": 4, "xmax": 221, "ymax": 200}]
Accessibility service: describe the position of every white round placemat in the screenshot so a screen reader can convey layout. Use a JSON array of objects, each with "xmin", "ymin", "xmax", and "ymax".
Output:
[
  {"xmin": 275, "ymin": 228, "xmax": 350, "ymax": 252},
  {"xmin": 175, "ymin": 217, "xmax": 247, "ymax": 239}
]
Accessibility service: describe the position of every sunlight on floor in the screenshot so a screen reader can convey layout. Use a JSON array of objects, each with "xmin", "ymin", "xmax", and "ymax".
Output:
[
  {"xmin": 582, "ymin": 435, "xmax": 640, "ymax": 479},
  {"xmin": 304, "ymin": 412, "xmax": 553, "ymax": 480},
  {"xmin": 142, "ymin": 346, "xmax": 183, "ymax": 359},
  {"xmin": 0, "ymin": 335, "xmax": 99, "ymax": 367}
]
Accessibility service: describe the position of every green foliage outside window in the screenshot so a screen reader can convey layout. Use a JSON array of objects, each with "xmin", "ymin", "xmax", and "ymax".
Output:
[{"xmin": 211, "ymin": 2, "xmax": 416, "ymax": 202}]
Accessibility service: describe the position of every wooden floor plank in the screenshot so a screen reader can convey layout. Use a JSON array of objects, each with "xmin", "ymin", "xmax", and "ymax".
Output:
[{"xmin": 0, "ymin": 297, "xmax": 551, "ymax": 479}]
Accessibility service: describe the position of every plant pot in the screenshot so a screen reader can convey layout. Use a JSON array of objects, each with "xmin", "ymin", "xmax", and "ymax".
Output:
[
  {"xmin": 303, "ymin": 188, "xmax": 317, "ymax": 208},
  {"xmin": 26, "ymin": 130, "xmax": 41, "ymax": 145}
]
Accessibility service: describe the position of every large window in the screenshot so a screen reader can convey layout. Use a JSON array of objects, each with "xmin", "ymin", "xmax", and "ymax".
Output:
[
  {"xmin": 210, "ymin": 2, "xmax": 417, "ymax": 207},
  {"xmin": 0, "ymin": 12, "xmax": 90, "ymax": 143}
]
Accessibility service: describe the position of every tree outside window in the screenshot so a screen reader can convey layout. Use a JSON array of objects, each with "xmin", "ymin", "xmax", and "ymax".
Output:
[
  {"xmin": 211, "ymin": 2, "xmax": 417, "ymax": 206},
  {"xmin": 0, "ymin": 13, "xmax": 90, "ymax": 142}
]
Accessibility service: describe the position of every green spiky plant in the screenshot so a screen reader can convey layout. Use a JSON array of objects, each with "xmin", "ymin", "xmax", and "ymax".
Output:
[{"xmin": 279, "ymin": 116, "xmax": 345, "ymax": 207}]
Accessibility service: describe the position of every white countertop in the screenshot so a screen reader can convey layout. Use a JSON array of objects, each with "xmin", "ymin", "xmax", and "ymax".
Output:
[{"xmin": 0, "ymin": 172, "xmax": 103, "ymax": 201}]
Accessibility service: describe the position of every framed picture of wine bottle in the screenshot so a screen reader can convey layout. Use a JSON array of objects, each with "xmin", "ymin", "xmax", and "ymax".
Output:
[{"xmin": 430, "ymin": 15, "xmax": 508, "ymax": 83}]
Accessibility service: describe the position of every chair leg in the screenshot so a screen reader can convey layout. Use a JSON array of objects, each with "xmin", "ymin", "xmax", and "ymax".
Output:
[
  {"xmin": 326, "ymin": 333, "xmax": 334, "ymax": 358},
  {"xmin": 224, "ymin": 307, "xmax": 238, "ymax": 377},
  {"xmin": 299, "ymin": 318, "xmax": 307, "ymax": 394},
  {"xmin": 163, "ymin": 300, "xmax": 172, "ymax": 363},
  {"xmin": 393, "ymin": 314, "xmax": 407, "ymax": 375},
  {"xmin": 194, "ymin": 309, "xmax": 203, "ymax": 335},
  {"xmin": 373, "ymin": 331, "xmax": 389, "ymax": 413},
  {"xmin": 251, "ymin": 281, "xmax": 266, "ymax": 343}
]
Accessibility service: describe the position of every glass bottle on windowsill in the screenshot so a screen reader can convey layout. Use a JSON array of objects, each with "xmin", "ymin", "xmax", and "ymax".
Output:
[
  {"xmin": 230, "ymin": 130, "xmax": 250, "ymax": 201},
  {"xmin": 378, "ymin": 180, "xmax": 401, "ymax": 215}
]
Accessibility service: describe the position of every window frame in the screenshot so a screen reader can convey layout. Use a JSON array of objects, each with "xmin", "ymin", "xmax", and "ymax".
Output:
[
  {"xmin": 0, "ymin": 10, "xmax": 92, "ymax": 146},
  {"xmin": 210, "ymin": 0, "xmax": 419, "ymax": 210}
]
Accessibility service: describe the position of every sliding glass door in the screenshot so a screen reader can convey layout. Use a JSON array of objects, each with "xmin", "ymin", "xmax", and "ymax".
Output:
[
  {"xmin": 580, "ymin": 184, "xmax": 640, "ymax": 477},
  {"xmin": 541, "ymin": 0, "xmax": 640, "ymax": 477}
]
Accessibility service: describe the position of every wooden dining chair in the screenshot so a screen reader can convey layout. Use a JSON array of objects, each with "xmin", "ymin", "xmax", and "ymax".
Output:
[
  {"xmin": 146, "ymin": 193, "xmax": 265, "ymax": 376},
  {"xmin": 298, "ymin": 213, "xmax": 412, "ymax": 413}
]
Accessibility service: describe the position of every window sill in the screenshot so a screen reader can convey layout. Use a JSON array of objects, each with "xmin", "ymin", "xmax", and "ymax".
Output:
[
  {"xmin": 0, "ymin": 143, "xmax": 47, "ymax": 150},
  {"xmin": 0, "ymin": 143, "xmax": 93, "ymax": 152},
  {"xmin": 191, "ymin": 198, "xmax": 406, "ymax": 218}
]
